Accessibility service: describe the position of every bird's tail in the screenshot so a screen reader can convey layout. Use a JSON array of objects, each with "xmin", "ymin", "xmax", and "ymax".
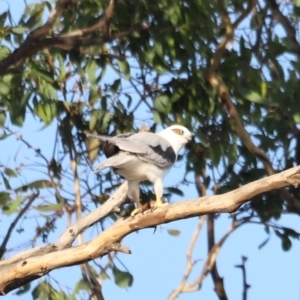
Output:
[
  {"xmin": 87, "ymin": 134, "xmax": 112, "ymax": 142},
  {"xmin": 93, "ymin": 153, "xmax": 133, "ymax": 173}
]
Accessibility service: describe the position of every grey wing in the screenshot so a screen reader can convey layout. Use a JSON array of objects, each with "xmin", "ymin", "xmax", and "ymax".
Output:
[
  {"xmin": 93, "ymin": 152, "xmax": 134, "ymax": 173},
  {"xmin": 87, "ymin": 132, "xmax": 148, "ymax": 154},
  {"xmin": 111, "ymin": 132, "xmax": 177, "ymax": 168},
  {"xmin": 89, "ymin": 132, "xmax": 176, "ymax": 170},
  {"xmin": 129, "ymin": 133, "xmax": 177, "ymax": 169}
]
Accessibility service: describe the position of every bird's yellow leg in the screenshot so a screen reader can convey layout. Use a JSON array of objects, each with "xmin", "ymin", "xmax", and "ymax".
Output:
[
  {"xmin": 130, "ymin": 191, "xmax": 145, "ymax": 217},
  {"xmin": 153, "ymin": 194, "xmax": 169, "ymax": 210}
]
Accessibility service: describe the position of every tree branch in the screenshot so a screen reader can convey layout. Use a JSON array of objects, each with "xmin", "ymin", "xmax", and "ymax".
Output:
[
  {"xmin": 235, "ymin": 256, "xmax": 250, "ymax": 300},
  {"xmin": 207, "ymin": 0, "xmax": 300, "ymax": 212},
  {"xmin": 207, "ymin": 74, "xmax": 300, "ymax": 211},
  {"xmin": 168, "ymin": 216, "xmax": 207, "ymax": 300},
  {"xmin": 59, "ymin": 0, "xmax": 116, "ymax": 38},
  {"xmin": 268, "ymin": 0, "xmax": 300, "ymax": 54},
  {"xmin": 0, "ymin": 0, "xmax": 119, "ymax": 76},
  {"xmin": 184, "ymin": 218, "xmax": 240, "ymax": 293},
  {"xmin": 1, "ymin": 165, "xmax": 300, "ymax": 294},
  {"xmin": 0, "ymin": 193, "xmax": 39, "ymax": 259},
  {"xmin": 207, "ymin": 214, "xmax": 228, "ymax": 300},
  {"xmin": 0, "ymin": 182, "xmax": 128, "ymax": 267}
]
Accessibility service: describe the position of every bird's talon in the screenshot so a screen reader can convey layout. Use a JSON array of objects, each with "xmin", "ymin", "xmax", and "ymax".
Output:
[
  {"xmin": 151, "ymin": 202, "xmax": 169, "ymax": 212},
  {"xmin": 130, "ymin": 208, "xmax": 143, "ymax": 217}
]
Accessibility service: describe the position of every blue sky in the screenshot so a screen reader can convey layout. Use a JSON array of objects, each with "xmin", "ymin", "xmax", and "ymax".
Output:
[{"xmin": 1, "ymin": 1, "xmax": 300, "ymax": 300}]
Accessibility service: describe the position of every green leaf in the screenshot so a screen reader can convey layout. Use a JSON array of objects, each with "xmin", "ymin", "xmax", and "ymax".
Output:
[
  {"xmin": 293, "ymin": 111, "xmax": 300, "ymax": 123},
  {"xmin": 34, "ymin": 101, "xmax": 57, "ymax": 124},
  {"xmin": 86, "ymin": 60, "xmax": 97, "ymax": 84},
  {"xmin": 0, "ymin": 46, "xmax": 10, "ymax": 61},
  {"xmin": 0, "ymin": 192, "xmax": 10, "ymax": 206},
  {"xmin": 154, "ymin": 95, "xmax": 170, "ymax": 113},
  {"xmin": 210, "ymin": 143, "xmax": 221, "ymax": 167},
  {"xmin": 32, "ymin": 281, "xmax": 57, "ymax": 300},
  {"xmin": 111, "ymin": 79, "xmax": 121, "ymax": 93},
  {"xmin": 35, "ymin": 203, "xmax": 63, "ymax": 212},
  {"xmin": 282, "ymin": 236, "xmax": 292, "ymax": 251},
  {"xmin": 0, "ymin": 112, "xmax": 6, "ymax": 127},
  {"xmin": 1, "ymin": 172, "xmax": 11, "ymax": 189},
  {"xmin": 118, "ymin": 60, "xmax": 131, "ymax": 80},
  {"xmin": 34, "ymin": 68, "xmax": 54, "ymax": 83},
  {"xmin": 16, "ymin": 283, "xmax": 31, "ymax": 295},
  {"xmin": 153, "ymin": 111, "xmax": 162, "ymax": 124},
  {"xmin": 238, "ymin": 87, "xmax": 265, "ymax": 103},
  {"xmin": 74, "ymin": 279, "xmax": 88, "ymax": 294},
  {"xmin": 100, "ymin": 271, "xmax": 110, "ymax": 280},
  {"xmin": 112, "ymin": 265, "xmax": 133, "ymax": 288},
  {"xmin": 15, "ymin": 180, "xmax": 53, "ymax": 192},
  {"xmin": 0, "ymin": 82, "xmax": 10, "ymax": 95},
  {"xmin": 2, "ymin": 195, "xmax": 22, "ymax": 215},
  {"xmin": 11, "ymin": 26, "xmax": 28, "ymax": 34},
  {"xmin": 4, "ymin": 168, "xmax": 17, "ymax": 177},
  {"xmin": 167, "ymin": 229, "xmax": 181, "ymax": 237}
]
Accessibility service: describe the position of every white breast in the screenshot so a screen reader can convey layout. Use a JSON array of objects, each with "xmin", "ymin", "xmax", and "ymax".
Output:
[{"xmin": 115, "ymin": 157, "xmax": 168, "ymax": 184}]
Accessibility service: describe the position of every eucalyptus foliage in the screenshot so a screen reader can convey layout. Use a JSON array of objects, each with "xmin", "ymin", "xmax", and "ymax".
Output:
[{"xmin": 1, "ymin": 0, "xmax": 300, "ymax": 299}]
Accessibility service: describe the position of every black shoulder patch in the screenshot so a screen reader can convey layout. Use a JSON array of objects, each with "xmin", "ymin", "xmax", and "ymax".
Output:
[
  {"xmin": 103, "ymin": 141, "xmax": 119, "ymax": 158},
  {"xmin": 150, "ymin": 145, "xmax": 176, "ymax": 164}
]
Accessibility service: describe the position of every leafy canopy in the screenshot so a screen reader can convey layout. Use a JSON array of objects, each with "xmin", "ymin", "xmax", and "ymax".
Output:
[{"xmin": 1, "ymin": 0, "xmax": 300, "ymax": 298}]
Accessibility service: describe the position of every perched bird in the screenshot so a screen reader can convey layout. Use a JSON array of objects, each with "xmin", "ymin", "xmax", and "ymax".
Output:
[{"xmin": 88, "ymin": 125, "xmax": 192, "ymax": 216}]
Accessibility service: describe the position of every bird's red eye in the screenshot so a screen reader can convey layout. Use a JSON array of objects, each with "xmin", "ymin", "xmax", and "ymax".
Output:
[{"xmin": 173, "ymin": 129, "xmax": 183, "ymax": 135}]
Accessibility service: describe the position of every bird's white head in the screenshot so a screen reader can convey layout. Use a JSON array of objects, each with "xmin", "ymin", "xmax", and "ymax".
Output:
[{"xmin": 157, "ymin": 125, "xmax": 192, "ymax": 154}]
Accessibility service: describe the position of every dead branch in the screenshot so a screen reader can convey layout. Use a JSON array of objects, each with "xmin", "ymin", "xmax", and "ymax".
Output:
[
  {"xmin": 168, "ymin": 216, "xmax": 207, "ymax": 300},
  {"xmin": 0, "ymin": 165, "xmax": 300, "ymax": 295},
  {"xmin": 0, "ymin": 182, "xmax": 128, "ymax": 267}
]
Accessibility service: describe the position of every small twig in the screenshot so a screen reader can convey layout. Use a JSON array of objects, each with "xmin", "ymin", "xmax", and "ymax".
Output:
[
  {"xmin": 206, "ymin": 0, "xmax": 300, "ymax": 213},
  {"xmin": 207, "ymin": 214, "xmax": 228, "ymax": 300},
  {"xmin": 59, "ymin": 0, "xmax": 116, "ymax": 38},
  {"xmin": 183, "ymin": 219, "xmax": 241, "ymax": 293},
  {"xmin": 81, "ymin": 263, "xmax": 105, "ymax": 300},
  {"xmin": 0, "ymin": 0, "xmax": 122, "ymax": 76},
  {"xmin": 0, "ymin": 192, "xmax": 39, "ymax": 259},
  {"xmin": 268, "ymin": 0, "xmax": 300, "ymax": 53},
  {"xmin": 168, "ymin": 216, "xmax": 207, "ymax": 300},
  {"xmin": 235, "ymin": 256, "xmax": 250, "ymax": 300}
]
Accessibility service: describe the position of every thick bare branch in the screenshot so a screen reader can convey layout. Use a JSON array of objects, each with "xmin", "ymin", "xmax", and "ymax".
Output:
[
  {"xmin": 0, "ymin": 182, "xmax": 128, "ymax": 267},
  {"xmin": 1, "ymin": 165, "xmax": 300, "ymax": 295}
]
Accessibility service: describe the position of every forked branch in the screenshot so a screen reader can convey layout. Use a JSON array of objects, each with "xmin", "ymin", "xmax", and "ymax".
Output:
[{"xmin": 0, "ymin": 165, "xmax": 300, "ymax": 294}]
